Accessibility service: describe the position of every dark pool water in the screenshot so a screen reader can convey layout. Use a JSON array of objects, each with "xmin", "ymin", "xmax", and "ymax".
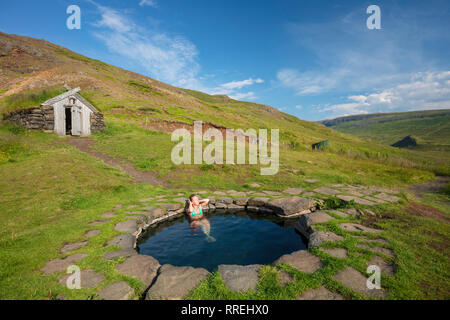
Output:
[{"xmin": 138, "ymin": 211, "xmax": 307, "ymax": 272}]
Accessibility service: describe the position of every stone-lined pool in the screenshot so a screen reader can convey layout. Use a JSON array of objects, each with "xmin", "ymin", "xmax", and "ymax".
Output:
[{"xmin": 138, "ymin": 211, "xmax": 307, "ymax": 272}]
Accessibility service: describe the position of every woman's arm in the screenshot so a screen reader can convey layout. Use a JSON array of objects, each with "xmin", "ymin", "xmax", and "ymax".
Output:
[
  {"xmin": 199, "ymin": 198, "xmax": 210, "ymax": 208},
  {"xmin": 186, "ymin": 200, "xmax": 193, "ymax": 213}
]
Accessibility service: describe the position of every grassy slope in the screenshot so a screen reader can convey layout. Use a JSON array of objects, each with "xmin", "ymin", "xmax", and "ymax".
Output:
[
  {"xmin": 321, "ymin": 110, "xmax": 450, "ymax": 173},
  {"xmin": 0, "ymin": 32, "xmax": 449, "ymax": 299}
]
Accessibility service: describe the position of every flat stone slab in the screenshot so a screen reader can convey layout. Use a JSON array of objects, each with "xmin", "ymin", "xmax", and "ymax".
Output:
[
  {"xmin": 322, "ymin": 248, "xmax": 348, "ymax": 258},
  {"xmin": 249, "ymin": 183, "xmax": 261, "ymax": 188},
  {"xmin": 368, "ymin": 256, "xmax": 395, "ymax": 276},
  {"xmin": 59, "ymin": 269, "xmax": 105, "ymax": 288},
  {"xmin": 277, "ymin": 270, "xmax": 295, "ymax": 286},
  {"xmin": 305, "ymin": 179, "xmax": 319, "ymax": 183},
  {"xmin": 340, "ymin": 223, "xmax": 382, "ymax": 234},
  {"xmin": 103, "ymin": 248, "xmax": 138, "ymax": 260},
  {"xmin": 266, "ymin": 196, "xmax": 316, "ymax": 217},
  {"xmin": 313, "ymin": 187, "xmax": 341, "ymax": 195},
  {"xmin": 296, "ymin": 286, "xmax": 344, "ymax": 300},
  {"xmin": 356, "ymin": 244, "xmax": 395, "ymax": 257},
  {"xmin": 88, "ymin": 220, "xmax": 109, "ymax": 226},
  {"xmin": 146, "ymin": 264, "xmax": 209, "ymax": 300},
  {"xmin": 41, "ymin": 253, "xmax": 87, "ymax": 274},
  {"xmin": 337, "ymin": 195, "xmax": 376, "ymax": 206},
  {"xmin": 218, "ymin": 264, "xmax": 262, "ymax": 292},
  {"xmin": 60, "ymin": 241, "xmax": 88, "ymax": 253},
  {"xmin": 227, "ymin": 203, "xmax": 245, "ymax": 213},
  {"xmin": 309, "ymin": 231, "xmax": 344, "ymax": 248},
  {"xmin": 247, "ymin": 197, "xmax": 270, "ymax": 206},
  {"xmin": 302, "ymin": 192, "xmax": 316, "ymax": 197},
  {"xmin": 374, "ymin": 193, "xmax": 400, "ymax": 203},
  {"xmin": 363, "ymin": 196, "xmax": 386, "ymax": 204},
  {"xmin": 283, "ymin": 188, "xmax": 303, "ymax": 195},
  {"xmin": 308, "ymin": 211, "xmax": 335, "ymax": 224},
  {"xmin": 275, "ymin": 250, "xmax": 323, "ymax": 273},
  {"xmin": 216, "ymin": 197, "xmax": 233, "ymax": 204},
  {"xmin": 333, "ymin": 266, "xmax": 386, "ymax": 298},
  {"xmin": 139, "ymin": 197, "xmax": 153, "ymax": 202},
  {"xmin": 262, "ymin": 190, "xmax": 282, "ymax": 196},
  {"xmin": 234, "ymin": 197, "xmax": 249, "ymax": 206},
  {"xmin": 101, "ymin": 211, "xmax": 117, "ymax": 218},
  {"xmin": 98, "ymin": 281, "xmax": 134, "ymax": 300},
  {"xmin": 116, "ymin": 255, "xmax": 160, "ymax": 285},
  {"xmin": 327, "ymin": 210, "xmax": 349, "ymax": 218},
  {"xmin": 114, "ymin": 219, "xmax": 138, "ymax": 234},
  {"xmin": 356, "ymin": 237, "xmax": 390, "ymax": 245},
  {"xmin": 228, "ymin": 191, "xmax": 246, "ymax": 197},
  {"xmin": 108, "ymin": 234, "xmax": 135, "ymax": 249},
  {"xmin": 84, "ymin": 229, "xmax": 101, "ymax": 238},
  {"xmin": 156, "ymin": 203, "xmax": 181, "ymax": 211}
]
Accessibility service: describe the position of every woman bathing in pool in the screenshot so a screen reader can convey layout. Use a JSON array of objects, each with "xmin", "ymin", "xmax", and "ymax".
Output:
[{"xmin": 186, "ymin": 194, "xmax": 215, "ymax": 242}]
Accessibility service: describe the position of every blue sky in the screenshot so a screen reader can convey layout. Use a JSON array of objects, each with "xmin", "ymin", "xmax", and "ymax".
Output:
[{"xmin": 1, "ymin": 0, "xmax": 449, "ymax": 121}]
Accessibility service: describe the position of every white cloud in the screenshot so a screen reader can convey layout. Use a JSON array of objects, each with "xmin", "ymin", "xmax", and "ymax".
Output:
[
  {"xmin": 219, "ymin": 78, "xmax": 264, "ymax": 90},
  {"xmin": 320, "ymin": 71, "xmax": 450, "ymax": 117},
  {"xmin": 229, "ymin": 91, "xmax": 256, "ymax": 100},
  {"xmin": 139, "ymin": 0, "xmax": 157, "ymax": 7},
  {"xmin": 91, "ymin": 3, "xmax": 200, "ymax": 88},
  {"xmin": 90, "ymin": 2, "xmax": 262, "ymax": 100}
]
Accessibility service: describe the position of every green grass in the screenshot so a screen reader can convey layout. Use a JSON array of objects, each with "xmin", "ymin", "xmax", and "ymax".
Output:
[
  {"xmin": 90, "ymin": 117, "xmax": 435, "ymax": 190},
  {"xmin": 1, "ymin": 88, "xmax": 65, "ymax": 112},
  {"xmin": 0, "ymin": 121, "xmax": 449, "ymax": 299},
  {"xmin": 324, "ymin": 110, "xmax": 450, "ymax": 176}
]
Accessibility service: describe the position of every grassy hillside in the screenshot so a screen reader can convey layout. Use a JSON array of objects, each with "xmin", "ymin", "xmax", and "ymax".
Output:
[{"xmin": 320, "ymin": 110, "xmax": 450, "ymax": 174}]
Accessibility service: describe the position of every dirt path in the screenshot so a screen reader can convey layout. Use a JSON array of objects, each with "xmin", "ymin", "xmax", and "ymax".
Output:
[
  {"xmin": 66, "ymin": 137, "xmax": 168, "ymax": 187},
  {"xmin": 408, "ymin": 176, "xmax": 449, "ymax": 199}
]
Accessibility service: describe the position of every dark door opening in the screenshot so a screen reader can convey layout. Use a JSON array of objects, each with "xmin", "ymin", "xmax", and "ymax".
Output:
[{"xmin": 65, "ymin": 107, "xmax": 72, "ymax": 135}]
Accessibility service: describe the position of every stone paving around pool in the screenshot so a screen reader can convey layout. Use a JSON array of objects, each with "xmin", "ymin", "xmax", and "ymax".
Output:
[{"xmin": 41, "ymin": 183, "xmax": 402, "ymax": 300}]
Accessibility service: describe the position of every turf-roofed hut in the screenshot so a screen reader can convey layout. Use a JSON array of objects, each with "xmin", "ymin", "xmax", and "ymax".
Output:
[{"xmin": 4, "ymin": 85, "xmax": 105, "ymax": 136}]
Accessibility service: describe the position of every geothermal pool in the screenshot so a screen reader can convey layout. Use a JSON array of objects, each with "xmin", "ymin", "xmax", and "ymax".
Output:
[{"xmin": 138, "ymin": 211, "xmax": 307, "ymax": 272}]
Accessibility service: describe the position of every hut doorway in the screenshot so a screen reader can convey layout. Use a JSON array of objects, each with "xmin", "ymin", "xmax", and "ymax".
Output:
[{"xmin": 65, "ymin": 107, "xmax": 72, "ymax": 135}]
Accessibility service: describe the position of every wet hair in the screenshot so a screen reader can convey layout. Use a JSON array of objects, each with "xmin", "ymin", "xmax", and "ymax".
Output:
[{"xmin": 189, "ymin": 194, "xmax": 198, "ymax": 201}]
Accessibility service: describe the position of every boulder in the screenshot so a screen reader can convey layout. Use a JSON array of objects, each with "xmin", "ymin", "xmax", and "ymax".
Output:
[
  {"xmin": 114, "ymin": 220, "xmax": 138, "ymax": 234},
  {"xmin": 41, "ymin": 253, "xmax": 87, "ymax": 274},
  {"xmin": 234, "ymin": 197, "xmax": 249, "ymax": 206},
  {"xmin": 247, "ymin": 197, "xmax": 269, "ymax": 206},
  {"xmin": 103, "ymin": 248, "xmax": 138, "ymax": 260},
  {"xmin": 333, "ymin": 266, "xmax": 386, "ymax": 298},
  {"xmin": 275, "ymin": 250, "xmax": 323, "ymax": 273},
  {"xmin": 97, "ymin": 281, "xmax": 134, "ymax": 300},
  {"xmin": 216, "ymin": 197, "xmax": 233, "ymax": 204},
  {"xmin": 59, "ymin": 269, "xmax": 105, "ymax": 288},
  {"xmin": 265, "ymin": 196, "xmax": 316, "ymax": 217},
  {"xmin": 115, "ymin": 255, "xmax": 160, "ymax": 286},
  {"xmin": 227, "ymin": 203, "xmax": 245, "ymax": 213},
  {"xmin": 108, "ymin": 234, "xmax": 135, "ymax": 249},
  {"xmin": 218, "ymin": 264, "xmax": 262, "ymax": 293},
  {"xmin": 296, "ymin": 286, "xmax": 343, "ymax": 300},
  {"xmin": 146, "ymin": 264, "xmax": 209, "ymax": 300}
]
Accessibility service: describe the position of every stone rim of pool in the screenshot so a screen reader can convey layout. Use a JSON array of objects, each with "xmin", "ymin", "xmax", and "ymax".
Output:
[{"xmin": 136, "ymin": 210, "xmax": 309, "ymax": 272}]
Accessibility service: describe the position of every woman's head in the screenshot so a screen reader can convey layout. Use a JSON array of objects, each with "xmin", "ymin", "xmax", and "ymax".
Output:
[{"xmin": 189, "ymin": 194, "xmax": 199, "ymax": 206}]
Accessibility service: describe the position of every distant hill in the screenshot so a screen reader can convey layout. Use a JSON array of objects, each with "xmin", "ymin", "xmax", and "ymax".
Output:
[{"xmin": 319, "ymin": 109, "xmax": 450, "ymax": 153}]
